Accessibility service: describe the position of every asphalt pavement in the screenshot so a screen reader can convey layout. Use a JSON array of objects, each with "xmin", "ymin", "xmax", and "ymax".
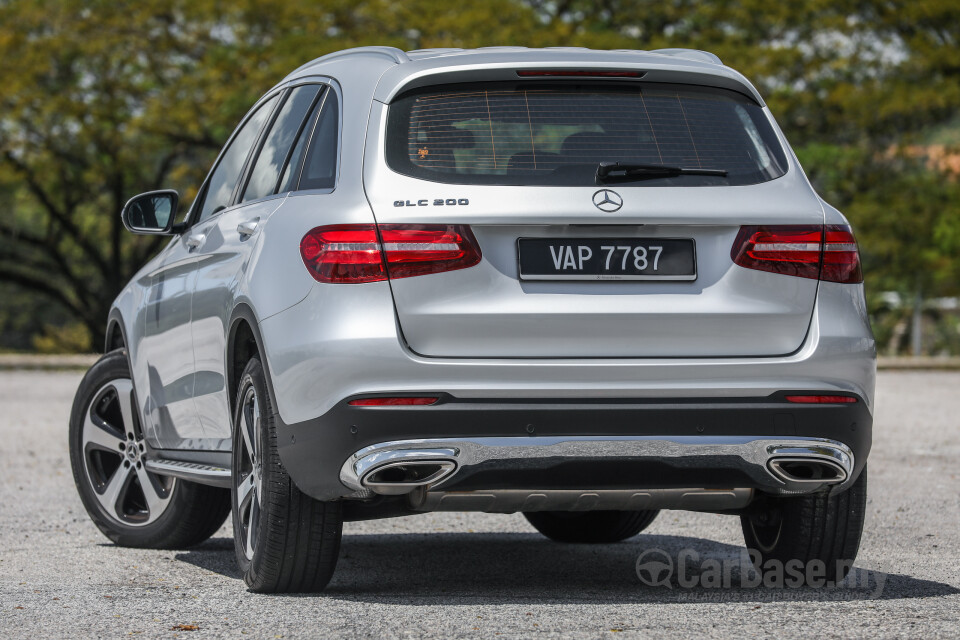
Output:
[{"xmin": 1, "ymin": 370, "xmax": 958, "ymax": 638}]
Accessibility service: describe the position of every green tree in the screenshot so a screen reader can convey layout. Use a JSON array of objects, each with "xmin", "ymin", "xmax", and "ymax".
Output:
[
  {"xmin": 527, "ymin": 0, "xmax": 960, "ymax": 142},
  {"xmin": 1, "ymin": 0, "xmax": 958, "ymax": 352},
  {"xmin": 0, "ymin": 0, "xmax": 552, "ymax": 349}
]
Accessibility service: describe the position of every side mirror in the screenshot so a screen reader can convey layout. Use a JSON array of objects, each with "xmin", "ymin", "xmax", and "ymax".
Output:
[{"xmin": 120, "ymin": 190, "xmax": 180, "ymax": 235}]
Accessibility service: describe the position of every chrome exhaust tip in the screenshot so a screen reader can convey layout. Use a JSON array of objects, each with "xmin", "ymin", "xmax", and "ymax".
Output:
[
  {"xmin": 360, "ymin": 460, "xmax": 457, "ymax": 495},
  {"xmin": 764, "ymin": 442, "xmax": 853, "ymax": 490},
  {"xmin": 767, "ymin": 457, "xmax": 848, "ymax": 485}
]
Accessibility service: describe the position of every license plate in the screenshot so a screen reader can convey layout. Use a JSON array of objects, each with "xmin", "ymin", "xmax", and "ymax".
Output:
[{"xmin": 518, "ymin": 238, "xmax": 697, "ymax": 281}]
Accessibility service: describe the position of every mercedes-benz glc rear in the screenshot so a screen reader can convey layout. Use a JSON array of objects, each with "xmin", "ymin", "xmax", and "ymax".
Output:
[
  {"xmin": 74, "ymin": 47, "xmax": 874, "ymax": 592},
  {"xmin": 266, "ymin": 49, "xmax": 874, "ymax": 589}
]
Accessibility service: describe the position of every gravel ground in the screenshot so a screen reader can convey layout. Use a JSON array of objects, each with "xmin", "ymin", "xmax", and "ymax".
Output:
[{"xmin": 1, "ymin": 370, "xmax": 958, "ymax": 638}]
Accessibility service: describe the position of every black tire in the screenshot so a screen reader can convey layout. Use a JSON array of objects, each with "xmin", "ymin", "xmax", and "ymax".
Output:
[
  {"xmin": 69, "ymin": 349, "xmax": 231, "ymax": 549},
  {"xmin": 231, "ymin": 357, "xmax": 343, "ymax": 593},
  {"xmin": 741, "ymin": 467, "xmax": 867, "ymax": 584},
  {"xmin": 524, "ymin": 509, "xmax": 659, "ymax": 543}
]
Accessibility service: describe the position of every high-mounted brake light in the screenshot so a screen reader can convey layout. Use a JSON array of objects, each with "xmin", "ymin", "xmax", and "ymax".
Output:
[
  {"xmin": 300, "ymin": 224, "xmax": 481, "ymax": 284},
  {"xmin": 731, "ymin": 225, "xmax": 862, "ymax": 284},
  {"xmin": 516, "ymin": 70, "xmax": 643, "ymax": 78},
  {"xmin": 785, "ymin": 395, "xmax": 858, "ymax": 404},
  {"xmin": 348, "ymin": 397, "xmax": 439, "ymax": 406}
]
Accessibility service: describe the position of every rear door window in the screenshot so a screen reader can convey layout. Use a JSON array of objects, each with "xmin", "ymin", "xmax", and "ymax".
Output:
[
  {"xmin": 196, "ymin": 94, "xmax": 278, "ymax": 222},
  {"xmin": 386, "ymin": 82, "xmax": 788, "ymax": 186}
]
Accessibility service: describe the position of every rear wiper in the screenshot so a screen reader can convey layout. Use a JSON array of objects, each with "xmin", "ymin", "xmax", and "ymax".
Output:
[{"xmin": 596, "ymin": 161, "xmax": 727, "ymax": 182}]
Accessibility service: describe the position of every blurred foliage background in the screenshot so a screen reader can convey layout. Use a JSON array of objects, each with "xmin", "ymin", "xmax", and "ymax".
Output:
[{"xmin": 0, "ymin": 0, "xmax": 958, "ymax": 354}]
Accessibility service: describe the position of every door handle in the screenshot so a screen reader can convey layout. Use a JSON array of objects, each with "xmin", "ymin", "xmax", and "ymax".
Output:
[
  {"xmin": 185, "ymin": 233, "xmax": 205, "ymax": 250},
  {"xmin": 237, "ymin": 218, "xmax": 260, "ymax": 238}
]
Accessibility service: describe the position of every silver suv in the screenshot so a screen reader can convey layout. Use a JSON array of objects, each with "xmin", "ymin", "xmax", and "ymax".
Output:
[{"xmin": 69, "ymin": 46, "xmax": 875, "ymax": 593}]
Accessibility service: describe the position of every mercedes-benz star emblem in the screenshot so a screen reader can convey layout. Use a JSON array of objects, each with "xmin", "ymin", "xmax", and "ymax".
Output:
[{"xmin": 592, "ymin": 189, "xmax": 623, "ymax": 212}]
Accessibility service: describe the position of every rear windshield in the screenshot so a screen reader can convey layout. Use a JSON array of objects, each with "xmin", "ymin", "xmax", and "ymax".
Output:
[{"xmin": 386, "ymin": 82, "xmax": 788, "ymax": 187}]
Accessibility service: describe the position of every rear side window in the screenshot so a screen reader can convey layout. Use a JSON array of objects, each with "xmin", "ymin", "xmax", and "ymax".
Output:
[
  {"xmin": 299, "ymin": 89, "xmax": 340, "ymax": 190},
  {"xmin": 276, "ymin": 93, "xmax": 321, "ymax": 194},
  {"xmin": 386, "ymin": 82, "xmax": 788, "ymax": 186},
  {"xmin": 242, "ymin": 84, "xmax": 323, "ymax": 203}
]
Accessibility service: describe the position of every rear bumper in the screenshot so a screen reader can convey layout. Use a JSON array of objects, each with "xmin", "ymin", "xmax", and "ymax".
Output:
[
  {"xmin": 277, "ymin": 392, "xmax": 871, "ymax": 501},
  {"xmin": 260, "ymin": 279, "xmax": 875, "ymax": 502},
  {"xmin": 259, "ymin": 280, "xmax": 876, "ymax": 427}
]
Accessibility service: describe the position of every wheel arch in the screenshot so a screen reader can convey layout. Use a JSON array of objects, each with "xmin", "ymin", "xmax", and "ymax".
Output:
[
  {"xmin": 226, "ymin": 303, "xmax": 279, "ymax": 419},
  {"xmin": 105, "ymin": 309, "xmax": 129, "ymax": 353}
]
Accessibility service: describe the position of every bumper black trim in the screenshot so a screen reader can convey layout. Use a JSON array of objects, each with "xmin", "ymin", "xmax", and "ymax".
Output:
[{"xmin": 276, "ymin": 392, "xmax": 871, "ymax": 501}]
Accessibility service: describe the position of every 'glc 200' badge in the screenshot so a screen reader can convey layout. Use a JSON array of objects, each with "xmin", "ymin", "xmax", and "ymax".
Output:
[{"xmin": 394, "ymin": 198, "xmax": 469, "ymax": 207}]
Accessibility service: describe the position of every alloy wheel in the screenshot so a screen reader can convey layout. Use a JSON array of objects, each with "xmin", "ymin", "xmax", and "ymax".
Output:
[
  {"xmin": 81, "ymin": 379, "xmax": 174, "ymax": 526},
  {"xmin": 235, "ymin": 385, "xmax": 263, "ymax": 561}
]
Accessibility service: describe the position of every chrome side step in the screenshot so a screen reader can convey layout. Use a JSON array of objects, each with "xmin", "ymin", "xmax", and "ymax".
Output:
[{"xmin": 144, "ymin": 458, "xmax": 231, "ymax": 488}]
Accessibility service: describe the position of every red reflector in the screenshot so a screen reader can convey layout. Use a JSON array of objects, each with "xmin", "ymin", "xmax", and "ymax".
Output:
[
  {"xmin": 300, "ymin": 224, "xmax": 481, "ymax": 283},
  {"xmin": 348, "ymin": 397, "xmax": 439, "ymax": 406},
  {"xmin": 517, "ymin": 70, "xmax": 643, "ymax": 77},
  {"xmin": 785, "ymin": 395, "xmax": 858, "ymax": 404}
]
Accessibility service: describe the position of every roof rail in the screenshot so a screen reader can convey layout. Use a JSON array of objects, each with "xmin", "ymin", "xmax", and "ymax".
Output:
[
  {"xmin": 286, "ymin": 46, "xmax": 410, "ymax": 77},
  {"xmin": 650, "ymin": 48, "xmax": 723, "ymax": 65}
]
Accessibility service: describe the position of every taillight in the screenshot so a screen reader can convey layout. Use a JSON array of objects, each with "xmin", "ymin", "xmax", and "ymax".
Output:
[
  {"xmin": 821, "ymin": 225, "xmax": 863, "ymax": 284},
  {"xmin": 379, "ymin": 224, "xmax": 481, "ymax": 279},
  {"xmin": 731, "ymin": 225, "xmax": 862, "ymax": 283},
  {"xmin": 300, "ymin": 224, "xmax": 480, "ymax": 283},
  {"xmin": 731, "ymin": 226, "xmax": 822, "ymax": 280},
  {"xmin": 299, "ymin": 225, "xmax": 385, "ymax": 283}
]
